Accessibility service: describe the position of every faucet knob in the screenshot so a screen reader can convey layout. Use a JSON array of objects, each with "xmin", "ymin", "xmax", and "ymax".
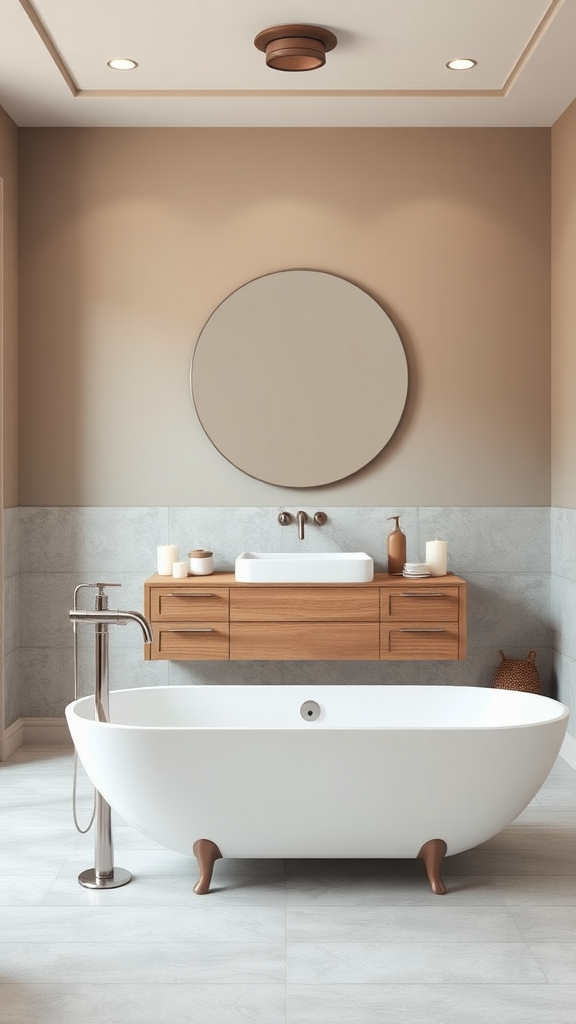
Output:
[{"xmin": 278, "ymin": 512, "xmax": 293, "ymax": 526}]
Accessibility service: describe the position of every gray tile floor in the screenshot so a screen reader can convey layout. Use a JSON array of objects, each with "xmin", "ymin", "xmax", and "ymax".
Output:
[{"xmin": 1, "ymin": 745, "xmax": 576, "ymax": 1023}]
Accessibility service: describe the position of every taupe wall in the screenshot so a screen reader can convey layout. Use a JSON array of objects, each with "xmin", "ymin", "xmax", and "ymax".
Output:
[
  {"xmin": 0, "ymin": 104, "xmax": 17, "ymax": 753},
  {"xmin": 0, "ymin": 105, "xmax": 18, "ymax": 510},
  {"xmin": 552, "ymin": 100, "xmax": 576, "ymax": 508},
  {"xmin": 551, "ymin": 99, "xmax": 576, "ymax": 742},
  {"xmin": 18, "ymin": 127, "xmax": 550, "ymax": 508}
]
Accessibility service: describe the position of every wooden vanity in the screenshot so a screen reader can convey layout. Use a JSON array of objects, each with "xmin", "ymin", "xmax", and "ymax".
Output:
[{"xmin": 143, "ymin": 572, "xmax": 467, "ymax": 661}]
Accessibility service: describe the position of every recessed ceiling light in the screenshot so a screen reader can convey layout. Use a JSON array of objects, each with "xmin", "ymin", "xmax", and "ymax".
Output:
[
  {"xmin": 446, "ymin": 58, "xmax": 477, "ymax": 71},
  {"xmin": 107, "ymin": 58, "xmax": 138, "ymax": 71}
]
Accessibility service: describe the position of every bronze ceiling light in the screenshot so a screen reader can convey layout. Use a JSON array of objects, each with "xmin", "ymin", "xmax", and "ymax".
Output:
[{"xmin": 254, "ymin": 24, "xmax": 337, "ymax": 72}]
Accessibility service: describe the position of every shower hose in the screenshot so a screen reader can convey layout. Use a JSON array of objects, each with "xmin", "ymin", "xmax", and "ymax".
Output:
[{"xmin": 71, "ymin": 583, "xmax": 96, "ymax": 835}]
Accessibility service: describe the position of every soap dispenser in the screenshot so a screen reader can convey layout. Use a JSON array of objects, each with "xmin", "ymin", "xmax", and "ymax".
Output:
[{"xmin": 387, "ymin": 515, "xmax": 406, "ymax": 575}]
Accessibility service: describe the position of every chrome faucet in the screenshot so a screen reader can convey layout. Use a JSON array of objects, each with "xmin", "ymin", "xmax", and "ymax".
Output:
[
  {"xmin": 297, "ymin": 510, "xmax": 308, "ymax": 540},
  {"xmin": 70, "ymin": 607, "xmax": 153, "ymax": 644},
  {"xmin": 69, "ymin": 583, "xmax": 153, "ymax": 890}
]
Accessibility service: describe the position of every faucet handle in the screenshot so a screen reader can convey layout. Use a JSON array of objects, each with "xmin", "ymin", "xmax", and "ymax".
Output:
[
  {"xmin": 72, "ymin": 582, "xmax": 122, "ymax": 614},
  {"xmin": 74, "ymin": 582, "xmax": 122, "ymax": 593},
  {"xmin": 73, "ymin": 581, "xmax": 121, "ymax": 600}
]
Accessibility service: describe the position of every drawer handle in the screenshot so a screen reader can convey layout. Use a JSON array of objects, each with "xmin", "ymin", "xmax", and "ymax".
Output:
[
  {"xmin": 399, "ymin": 593, "xmax": 446, "ymax": 598},
  {"xmin": 400, "ymin": 628, "xmax": 446, "ymax": 633},
  {"xmin": 168, "ymin": 593, "xmax": 218, "ymax": 598},
  {"xmin": 165, "ymin": 628, "xmax": 215, "ymax": 633}
]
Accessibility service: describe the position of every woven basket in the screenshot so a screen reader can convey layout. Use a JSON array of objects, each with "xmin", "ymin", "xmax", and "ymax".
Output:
[{"xmin": 492, "ymin": 650, "xmax": 540, "ymax": 694}]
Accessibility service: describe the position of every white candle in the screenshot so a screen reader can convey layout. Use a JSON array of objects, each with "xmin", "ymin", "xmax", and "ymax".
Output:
[
  {"xmin": 172, "ymin": 560, "xmax": 188, "ymax": 579},
  {"xmin": 157, "ymin": 544, "xmax": 178, "ymax": 576},
  {"xmin": 426, "ymin": 539, "xmax": 447, "ymax": 577}
]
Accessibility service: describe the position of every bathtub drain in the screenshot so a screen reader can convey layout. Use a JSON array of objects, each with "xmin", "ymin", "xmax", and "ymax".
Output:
[{"xmin": 300, "ymin": 700, "xmax": 321, "ymax": 721}]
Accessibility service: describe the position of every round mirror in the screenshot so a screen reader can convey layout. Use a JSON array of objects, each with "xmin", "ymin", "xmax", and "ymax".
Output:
[{"xmin": 191, "ymin": 270, "xmax": 408, "ymax": 487}]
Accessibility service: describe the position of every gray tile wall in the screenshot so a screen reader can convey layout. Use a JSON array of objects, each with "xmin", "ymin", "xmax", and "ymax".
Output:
[
  {"xmin": 3, "ymin": 506, "xmax": 21, "ymax": 728},
  {"xmin": 551, "ymin": 507, "xmax": 576, "ymax": 740},
  {"xmin": 2, "ymin": 506, "xmax": 554, "ymax": 726}
]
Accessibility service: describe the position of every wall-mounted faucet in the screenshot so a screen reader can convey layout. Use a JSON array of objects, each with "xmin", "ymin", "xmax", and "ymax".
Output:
[{"xmin": 278, "ymin": 510, "xmax": 328, "ymax": 540}]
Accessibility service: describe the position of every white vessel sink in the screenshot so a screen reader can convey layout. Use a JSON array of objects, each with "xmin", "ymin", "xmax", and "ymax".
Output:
[{"xmin": 235, "ymin": 551, "xmax": 374, "ymax": 583}]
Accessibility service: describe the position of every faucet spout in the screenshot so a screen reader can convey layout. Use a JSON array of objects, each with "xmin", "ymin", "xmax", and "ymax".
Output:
[
  {"xmin": 69, "ymin": 608, "xmax": 153, "ymax": 644},
  {"xmin": 297, "ymin": 510, "xmax": 308, "ymax": 540},
  {"xmin": 119, "ymin": 610, "xmax": 154, "ymax": 644}
]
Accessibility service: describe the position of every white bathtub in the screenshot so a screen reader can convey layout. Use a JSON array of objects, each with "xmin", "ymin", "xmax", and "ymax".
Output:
[{"xmin": 65, "ymin": 684, "xmax": 569, "ymax": 894}]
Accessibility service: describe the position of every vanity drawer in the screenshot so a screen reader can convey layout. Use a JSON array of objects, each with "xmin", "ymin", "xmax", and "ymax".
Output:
[
  {"xmin": 381, "ymin": 622, "xmax": 460, "ymax": 660},
  {"xmin": 230, "ymin": 587, "xmax": 379, "ymax": 622},
  {"xmin": 150, "ymin": 622, "xmax": 229, "ymax": 660},
  {"xmin": 149, "ymin": 587, "xmax": 229, "ymax": 622},
  {"xmin": 380, "ymin": 587, "xmax": 459, "ymax": 623},
  {"xmin": 143, "ymin": 573, "xmax": 467, "ymax": 662},
  {"xmin": 230, "ymin": 622, "xmax": 380, "ymax": 660}
]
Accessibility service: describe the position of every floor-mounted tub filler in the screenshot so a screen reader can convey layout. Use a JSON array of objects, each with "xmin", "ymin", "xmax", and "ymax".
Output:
[
  {"xmin": 65, "ymin": 684, "xmax": 569, "ymax": 896},
  {"xmin": 68, "ymin": 583, "xmax": 154, "ymax": 889}
]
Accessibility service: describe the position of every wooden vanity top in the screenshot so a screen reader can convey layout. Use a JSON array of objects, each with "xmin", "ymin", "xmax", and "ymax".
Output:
[{"xmin": 145, "ymin": 572, "xmax": 466, "ymax": 588}]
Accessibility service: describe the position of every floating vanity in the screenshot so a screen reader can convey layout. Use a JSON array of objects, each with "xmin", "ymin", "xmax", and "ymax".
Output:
[{"xmin": 143, "ymin": 572, "xmax": 467, "ymax": 661}]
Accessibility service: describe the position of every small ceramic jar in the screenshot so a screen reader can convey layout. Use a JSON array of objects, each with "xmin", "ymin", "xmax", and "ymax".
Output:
[{"xmin": 188, "ymin": 549, "xmax": 214, "ymax": 575}]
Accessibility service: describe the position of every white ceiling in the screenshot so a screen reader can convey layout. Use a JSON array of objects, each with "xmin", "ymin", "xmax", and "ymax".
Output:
[{"xmin": 0, "ymin": 0, "xmax": 575, "ymax": 128}]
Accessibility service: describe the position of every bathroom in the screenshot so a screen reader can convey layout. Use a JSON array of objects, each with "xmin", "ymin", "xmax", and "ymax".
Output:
[
  {"xmin": 2, "ymin": 97, "xmax": 576, "ymax": 1022},
  {"xmin": 2, "ymin": 121, "xmax": 575, "ymax": 749}
]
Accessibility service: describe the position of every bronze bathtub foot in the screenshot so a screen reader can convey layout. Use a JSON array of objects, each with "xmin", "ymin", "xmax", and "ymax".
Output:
[
  {"xmin": 417, "ymin": 838, "xmax": 448, "ymax": 895},
  {"xmin": 192, "ymin": 839, "xmax": 222, "ymax": 895}
]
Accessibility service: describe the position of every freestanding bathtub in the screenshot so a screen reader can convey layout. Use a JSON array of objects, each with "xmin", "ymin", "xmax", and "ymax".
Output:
[{"xmin": 65, "ymin": 684, "xmax": 569, "ymax": 895}]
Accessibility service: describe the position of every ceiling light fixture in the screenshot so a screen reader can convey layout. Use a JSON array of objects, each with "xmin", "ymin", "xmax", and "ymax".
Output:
[
  {"xmin": 107, "ymin": 58, "xmax": 138, "ymax": 71},
  {"xmin": 254, "ymin": 24, "xmax": 337, "ymax": 72},
  {"xmin": 446, "ymin": 58, "xmax": 477, "ymax": 71}
]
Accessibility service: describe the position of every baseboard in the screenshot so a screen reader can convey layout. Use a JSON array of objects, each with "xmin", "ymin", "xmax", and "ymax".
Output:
[
  {"xmin": 560, "ymin": 730, "xmax": 576, "ymax": 771},
  {"xmin": 3, "ymin": 717, "xmax": 71, "ymax": 759}
]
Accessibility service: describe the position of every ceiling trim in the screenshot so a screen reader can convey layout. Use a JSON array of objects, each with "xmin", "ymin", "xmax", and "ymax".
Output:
[
  {"xmin": 19, "ymin": 0, "xmax": 77, "ymax": 95},
  {"xmin": 19, "ymin": 0, "xmax": 565, "ymax": 103},
  {"xmin": 501, "ymin": 0, "xmax": 564, "ymax": 94},
  {"xmin": 78, "ymin": 88, "xmax": 504, "ymax": 99}
]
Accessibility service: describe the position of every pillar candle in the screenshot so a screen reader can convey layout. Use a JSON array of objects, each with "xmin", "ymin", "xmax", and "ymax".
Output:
[
  {"xmin": 172, "ymin": 560, "xmax": 188, "ymax": 579},
  {"xmin": 157, "ymin": 544, "xmax": 178, "ymax": 576},
  {"xmin": 425, "ymin": 539, "xmax": 447, "ymax": 577}
]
